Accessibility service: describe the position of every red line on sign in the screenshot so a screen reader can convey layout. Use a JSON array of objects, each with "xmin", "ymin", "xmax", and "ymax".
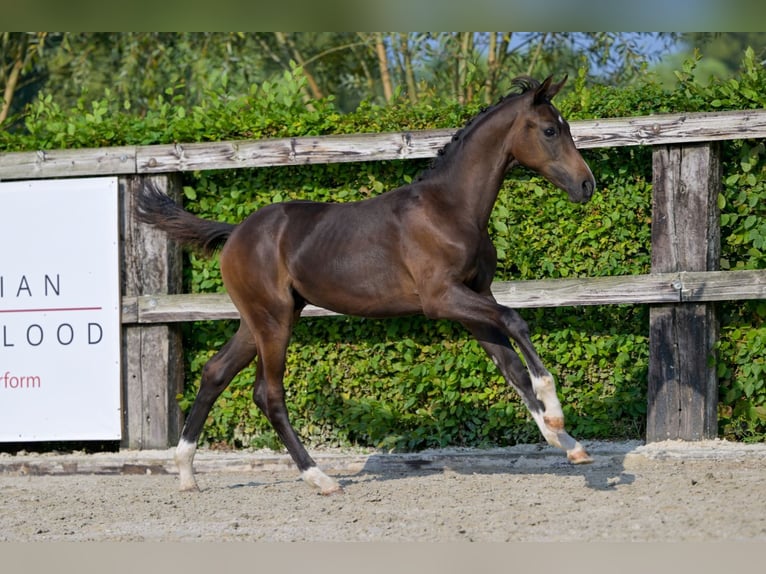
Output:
[{"xmin": 0, "ymin": 306, "xmax": 103, "ymax": 314}]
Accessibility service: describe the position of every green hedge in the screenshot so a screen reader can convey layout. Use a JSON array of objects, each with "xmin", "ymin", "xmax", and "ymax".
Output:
[{"xmin": 3, "ymin": 51, "xmax": 765, "ymax": 448}]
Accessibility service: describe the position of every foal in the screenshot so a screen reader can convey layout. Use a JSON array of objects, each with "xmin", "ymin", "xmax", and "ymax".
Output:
[{"xmin": 137, "ymin": 76, "xmax": 596, "ymax": 494}]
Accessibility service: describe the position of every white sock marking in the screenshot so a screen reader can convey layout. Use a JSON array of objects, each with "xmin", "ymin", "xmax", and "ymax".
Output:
[
  {"xmin": 174, "ymin": 439, "xmax": 199, "ymax": 491},
  {"xmin": 530, "ymin": 372, "xmax": 564, "ymax": 420}
]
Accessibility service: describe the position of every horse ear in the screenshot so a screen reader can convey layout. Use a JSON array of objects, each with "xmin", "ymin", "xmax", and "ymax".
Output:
[{"xmin": 534, "ymin": 75, "xmax": 568, "ymax": 104}]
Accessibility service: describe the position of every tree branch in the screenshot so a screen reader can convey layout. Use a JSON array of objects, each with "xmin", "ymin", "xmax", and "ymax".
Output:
[{"xmin": 0, "ymin": 57, "xmax": 23, "ymax": 125}]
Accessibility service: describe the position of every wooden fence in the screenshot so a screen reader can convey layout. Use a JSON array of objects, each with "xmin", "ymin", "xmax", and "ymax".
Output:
[{"xmin": 2, "ymin": 108, "xmax": 766, "ymax": 449}]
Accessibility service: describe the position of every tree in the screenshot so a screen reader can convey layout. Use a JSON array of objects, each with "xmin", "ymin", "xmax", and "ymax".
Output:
[
  {"xmin": 373, "ymin": 33, "xmax": 394, "ymax": 103},
  {"xmin": 651, "ymin": 33, "xmax": 766, "ymax": 88},
  {"xmin": 2, "ymin": 32, "xmax": 682, "ymax": 122},
  {"xmin": 685, "ymin": 33, "xmax": 766, "ymax": 72},
  {"xmin": 42, "ymin": 33, "xmax": 270, "ymax": 111},
  {"xmin": 1, "ymin": 32, "xmax": 60, "ymax": 125},
  {"xmin": 397, "ymin": 33, "xmax": 677, "ymax": 106}
]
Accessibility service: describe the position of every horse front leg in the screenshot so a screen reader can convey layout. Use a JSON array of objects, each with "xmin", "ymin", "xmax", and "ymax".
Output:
[{"xmin": 464, "ymin": 319, "xmax": 592, "ymax": 464}]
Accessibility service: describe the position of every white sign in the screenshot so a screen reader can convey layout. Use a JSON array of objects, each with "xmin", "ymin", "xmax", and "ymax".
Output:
[{"xmin": 0, "ymin": 177, "xmax": 121, "ymax": 441}]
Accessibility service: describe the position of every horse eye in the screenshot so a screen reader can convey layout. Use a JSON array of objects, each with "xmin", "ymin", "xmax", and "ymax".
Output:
[{"xmin": 544, "ymin": 127, "xmax": 557, "ymax": 137}]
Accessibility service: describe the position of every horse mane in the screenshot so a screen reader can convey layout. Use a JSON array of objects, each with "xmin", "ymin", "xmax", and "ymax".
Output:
[{"xmin": 416, "ymin": 76, "xmax": 541, "ymax": 182}]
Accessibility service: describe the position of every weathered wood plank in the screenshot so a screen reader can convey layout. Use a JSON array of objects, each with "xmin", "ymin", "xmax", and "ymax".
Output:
[
  {"xmin": 0, "ymin": 146, "xmax": 136, "ymax": 180},
  {"xmin": 135, "ymin": 129, "xmax": 455, "ymax": 173},
  {"xmin": 131, "ymin": 109, "xmax": 766, "ymax": 172},
  {"xmin": 650, "ymin": 144, "xmax": 721, "ymax": 273},
  {"xmin": 489, "ymin": 273, "xmax": 680, "ymax": 308},
  {"xmin": 680, "ymin": 269, "xmax": 766, "ymax": 302},
  {"xmin": 648, "ymin": 303, "xmax": 719, "ymax": 440},
  {"xmin": 647, "ymin": 143, "xmax": 721, "ymax": 442},
  {"xmin": 573, "ymin": 108, "xmax": 766, "ymax": 149},
  {"xmin": 120, "ymin": 175, "xmax": 184, "ymax": 449},
  {"xmin": 131, "ymin": 292, "xmax": 242, "ymax": 322},
  {"xmin": 120, "ymin": 271, "xmax": 766, "ymax": 325},
  {"xmin": 3, "ymin": 109, "xmax": 766, "ymax": 179}
]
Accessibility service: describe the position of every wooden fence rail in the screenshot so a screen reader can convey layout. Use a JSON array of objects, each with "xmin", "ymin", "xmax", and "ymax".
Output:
[
  {"xmin": 2, "ymin": 108, "xmax": 766, "ymax": 449},
  {"xmin": 120, "ymin": 269, "xmax": 766, "ymax": 324},
  {"xmin": 1, "ymin": 109, "xmax": 766, "ymax": 179}
]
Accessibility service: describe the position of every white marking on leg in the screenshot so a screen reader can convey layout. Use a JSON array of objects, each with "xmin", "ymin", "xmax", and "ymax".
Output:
[
  {"xmin": 174, "ymin": 439, "xmax": 200, "ymax": 492},
  {"xmin": 529, "ymin": 408, "xmax": 591, "ymax": 462},
  {"xmin": 531, "ymin": 372, "xmax": 564, "ymax": 429},
  {"xmin": 301, "ymin": 466, "xmax": 343, "ymax": 495},
  {"xmin": 529, "ymin": 409, "xmax": 562, "ymax": 448},
  {"xmin": 529, "ymin": 372, "xmax": 592, "ymax": 464},
  {"xmin": 530, "ymin": 372, "xmax": 564, "ymax": 420}
]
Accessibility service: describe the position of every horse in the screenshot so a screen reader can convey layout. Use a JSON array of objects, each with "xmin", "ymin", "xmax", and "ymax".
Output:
[{"xmin": 136, "ymin": 75, "xmax": 596, "ymax": 494}]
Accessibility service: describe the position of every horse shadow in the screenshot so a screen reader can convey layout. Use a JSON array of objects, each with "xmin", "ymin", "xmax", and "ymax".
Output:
[
  {"xmin": 218, "ymin": 444, "xmax": 636, "ymax": 494},
  {"xmin": 324, "ymin": 443, "xmax": 637, "ymax": 493}
]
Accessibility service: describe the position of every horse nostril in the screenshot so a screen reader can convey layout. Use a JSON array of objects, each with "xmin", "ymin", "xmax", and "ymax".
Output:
[{"xmin": 582, "ymin": 179, "xmax": 595, "ymax": 199}]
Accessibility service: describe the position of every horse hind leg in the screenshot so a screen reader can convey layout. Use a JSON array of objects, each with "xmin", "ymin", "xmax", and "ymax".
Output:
[
  {"xmin": 175, "ymin": 324, "xmax": 257, "ymax": 492},
  {"xmin": 250, "ymin": 312, "xmax": 343, "ymax": 495}
]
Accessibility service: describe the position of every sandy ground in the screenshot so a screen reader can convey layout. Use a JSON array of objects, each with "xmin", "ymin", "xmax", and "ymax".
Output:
[{"xmin": 1, "ymin": 439, "xmax": 765, "ymax": 542}]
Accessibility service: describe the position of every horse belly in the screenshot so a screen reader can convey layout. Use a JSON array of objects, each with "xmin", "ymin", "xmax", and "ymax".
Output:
[{"xmin": 291, "ymin": 248, "xmax": 421, "ymax": 318}]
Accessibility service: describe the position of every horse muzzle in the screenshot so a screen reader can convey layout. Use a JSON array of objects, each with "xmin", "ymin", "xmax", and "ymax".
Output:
[{"xmin": 578, "ymin": 177, "xmax": 596, "ymax": 203}]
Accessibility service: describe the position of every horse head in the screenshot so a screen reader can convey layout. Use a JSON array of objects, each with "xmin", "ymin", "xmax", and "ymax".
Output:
[{"xmin": 507, "ymin": 75, "xmax": 596, "ymax": 204}]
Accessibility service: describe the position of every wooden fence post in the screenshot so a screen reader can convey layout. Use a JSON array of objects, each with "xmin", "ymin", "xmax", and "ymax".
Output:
[
  {"xmin": 647, "ymin": 143, "xmax": 721, "ymax": 441},
  {"xmin": 120, "ymin": 174, "xmax": 184, "ymax": 449}
]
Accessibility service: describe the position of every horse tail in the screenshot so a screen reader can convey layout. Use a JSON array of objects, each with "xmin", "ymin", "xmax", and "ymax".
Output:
[{"xmin": 136, "ymin": 180, "xmax": 236, "ymax": 256}]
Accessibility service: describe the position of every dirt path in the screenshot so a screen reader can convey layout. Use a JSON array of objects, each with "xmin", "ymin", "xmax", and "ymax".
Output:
[{"xmin": 1, "ymin": 440, "xmax": 765, "ymax": 542}]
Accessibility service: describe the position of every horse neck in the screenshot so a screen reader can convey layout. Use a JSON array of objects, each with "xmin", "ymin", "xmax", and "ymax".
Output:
[{"xmin": 429, "ymin": 103, "xmax": 519, "ymax": 227}]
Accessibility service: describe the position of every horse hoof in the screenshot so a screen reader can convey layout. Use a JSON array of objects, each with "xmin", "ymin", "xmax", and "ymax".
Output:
[
  {"xmin": 567, "ymin": 447, "xmax": 593, "ymax": 465},
  {"xmin": 302, "ymin": 467, "xmax": 343, "ymax": 494},
  {"xmin": 179, "ymin": 485, "xmax": 201, "ymax": 493},
  {"xmin": 320, "ymin": 485, "xmax": 345, "ymax": 496},
  {"xmin": 178, "ymin": 480, "xmax": 201, "ymax": 493}
]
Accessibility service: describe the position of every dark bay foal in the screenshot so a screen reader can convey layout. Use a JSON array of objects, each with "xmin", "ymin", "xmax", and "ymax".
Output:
[{"xmin": 137, "ymin": 75, "xmax": 596, "ymax": 494}]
